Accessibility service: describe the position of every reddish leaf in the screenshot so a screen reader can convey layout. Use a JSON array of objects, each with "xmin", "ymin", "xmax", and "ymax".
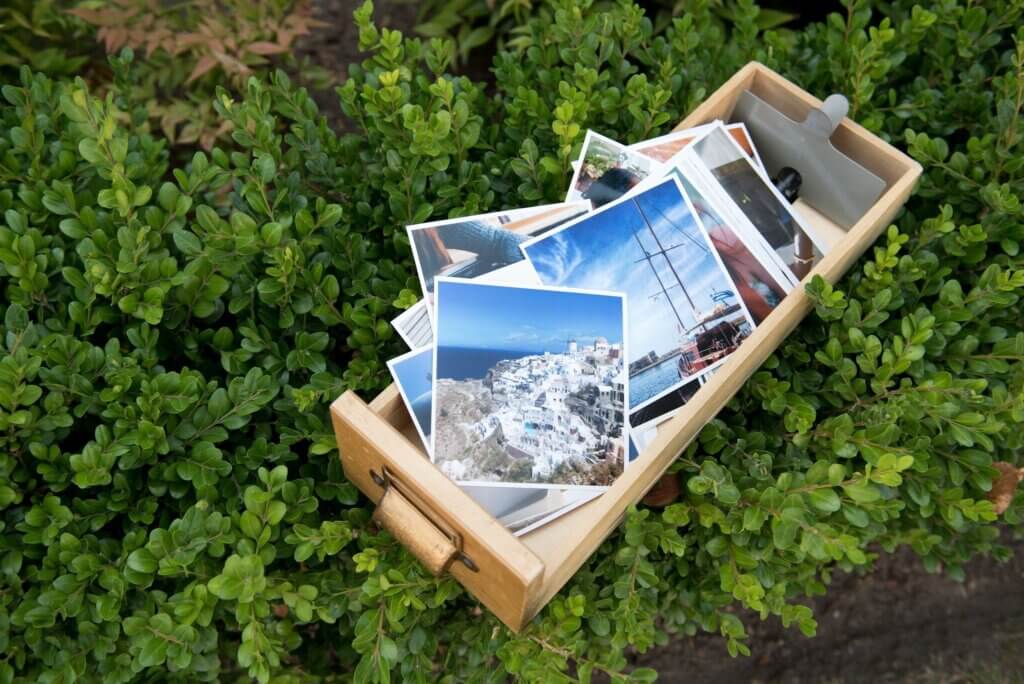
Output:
[
  {"xmin": 145, "ymin": 29, "xmax": 173, "ymax": 57},
  {"xmin": 99, "ymin": 27, "xmax": 128, "ymax": 53},
  {"xmin": 177, "ymin": 33, "xmax": 207, "ymax": 50},
  {"xmin": 65, "ymin": 7, "xmax": 111, "ymax": 25},
  {"xmin": 247, "ymin": 41, "xmax": 288, "ymax": 56},
  {"xmin": 277, "ymin": 30, "xmax": 296, "ymax": 48},
  {"xmin": 187, "ymin": 56, "xmax": 218, "ymax": 84},
  {"xmin": 988, "ymin": 462, "xmax": 1023, "ymax": 515}
]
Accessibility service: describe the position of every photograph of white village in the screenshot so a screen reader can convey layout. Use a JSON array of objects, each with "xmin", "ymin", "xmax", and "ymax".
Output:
[{"xmin": 432, "ymin": 281, "xmax": 627, "ymax": 487}]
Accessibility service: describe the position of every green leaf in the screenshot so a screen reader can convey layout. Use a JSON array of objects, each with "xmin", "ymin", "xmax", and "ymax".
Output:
[
  {"xmin": 843, "ymin": 481, "xmax": 881, "ymax": 504},
  {"xmin": 255, "ymin": 154, "xmax": 276, "ymax": 183},
  {"xmin": 807, "ymin": 489, "xmax": 841, "ymax": 513},
  {"xmin": 127, "ymin": 548, "xmax": 158, "ymax": 575},
  {"xmin": 173, "ymin": 230, "xmax": 203, "ymax": 256},
  {"xmin": 138, "ymin": 637, "xmax": 168, "ymax": 667},
  {"xmin": 772, "ymin": 519, "xmax": 799, "ymax": 549}
]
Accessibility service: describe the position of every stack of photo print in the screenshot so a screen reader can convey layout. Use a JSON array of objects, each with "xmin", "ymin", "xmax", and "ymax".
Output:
[{"xmin": 387, "ymin": 122, "xmax": 830, "ymax": 535}]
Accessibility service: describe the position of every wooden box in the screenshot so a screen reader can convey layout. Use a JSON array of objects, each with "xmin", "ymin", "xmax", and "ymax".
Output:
[{"xmin": 329, "ymin": 62, "xmax": 922, "ymax": 631}]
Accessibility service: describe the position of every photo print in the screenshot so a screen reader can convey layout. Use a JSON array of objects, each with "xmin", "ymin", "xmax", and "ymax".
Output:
[
  {"xmin": 683, "ymin": 124, "xmax": 828, "ymax": 281},
  {"xmin": 630, "ymin": 122, "xmax": 765, "ymax": 172},
  {"xmin": 462, "ymin": 485, "xmax": 600, "ymax": 536},
  {"xmin": 628, "ymin": 377, "xmax": 701, "ymax": 433},
  {"xmin": 388, "ymin": 346, "xmax": 601, "ymax": 535},
  {"xmin": 664, "ymin": 164, "xmax": 790, "ymax": 324},
  {"xmin": 408, "ymin": 201, "xmax": 589, "ymax": 317},
  {"xmin": 432, "ymin": 279, "xmax": 628, "ymax": 488},
  {"xmin": 628, "ymin": 423, "xmax": 660, "ymax": 463},
  {"xmin": 387, "ymin": 347, "xmax": 435, "ymax": 451},
  {"xmin": 523, "ymin": 176, "xmax": 756, "ymax": 425},
  {"xmin": 566, "ymin": 130, "xmax": 662, "ymax": 209},
  {"xmin": 391, "ymin": 300, "xmax": 433, "ymax": 350}
]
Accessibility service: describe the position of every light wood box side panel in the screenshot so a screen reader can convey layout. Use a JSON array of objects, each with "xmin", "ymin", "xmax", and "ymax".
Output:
[
  {"xmin": 368, "ymin": 384, "xmax": 423, "ymax": 447},
  {"xmin": 331, "ymin": 392, "xmax": 545, "ymax": 631}
]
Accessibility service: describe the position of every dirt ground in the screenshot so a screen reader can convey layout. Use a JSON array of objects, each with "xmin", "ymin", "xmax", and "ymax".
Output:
[
  {"xmin": 300, "ymin": 3, "xmax": 1024, "ymax": 682},
  {"xmin": 296, "ymin": 0, "xmax": 494, "ymax": 132},
  {"xmin": 621, "ymin": 538, "xmax": 1024, "ymax": 683},
  {"xmin": 295, "ymin": 0, "xmax": 418, "ymax": 132}
]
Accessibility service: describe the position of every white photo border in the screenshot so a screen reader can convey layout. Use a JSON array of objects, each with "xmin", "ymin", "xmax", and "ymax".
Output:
[
  {"xmin": 650, "ymin": 158, "xmax": 797, "ymax": 296},
  {"xmin": 522, "ymin": 174, "xmax": 756, "ymax": 417},
  {"xmin": 407, "ymin": 201, "xmax": 591, "ymax": 328},
  {"xmin": 430, "ymin": 276, "xmax": 629, "ymax": 490},
  {"xmin": 683, "ymin": 121, "xmax": 831, "ymax": 275},
  {"xmin": 390, "ymin": 299, "xmax": 433, "ymax": 350},
  {"xmin": 628, "ymin": 121, "xmax": 767, "ymax": 176},
  {"xmin": 386, "ymin": 346, "xmax": 434, "ymax": 455},
  {"xmin": 510, "ymin": 490, "xmax": 603, "ymax": 536},
  {"xmin": 565, "ymin": 129, "xmax": 664, "ymax": 208}
]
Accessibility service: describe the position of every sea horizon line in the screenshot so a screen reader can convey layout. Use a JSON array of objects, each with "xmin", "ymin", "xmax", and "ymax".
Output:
[{"xmin": 437, "ymin": 345, "xmax": 562, "ymax": 355}]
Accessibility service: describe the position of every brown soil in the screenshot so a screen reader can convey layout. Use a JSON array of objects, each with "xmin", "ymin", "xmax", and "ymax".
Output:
[
  {"xmin": 619, "ymin": 537, "xmax": 1024, "ymax": 683},
  {"xmin": 297, "ymin": 0, "xmax": 495, "ymax": 133},
  {"xmin": 295, "ymin": 0, "xmax": 417, "ymax": 132}
]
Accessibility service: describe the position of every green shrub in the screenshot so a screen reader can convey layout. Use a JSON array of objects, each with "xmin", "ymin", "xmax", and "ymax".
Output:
[
  {"xmin": 409, "ymin": 0, "xmax": 798, "ymax": 66},
  {"xmin": 1, "ymin": 0, "xmax": 1023, "ymax": 682},
  {"xmin": 0, "ymin": 1, "xmax": 95, "ymax": 79}
]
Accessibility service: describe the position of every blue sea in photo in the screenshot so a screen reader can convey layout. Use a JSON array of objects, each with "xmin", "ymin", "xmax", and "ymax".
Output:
[
  {"xmin": 434, "ymin": 280, "xmax": 625, "ymax": 374},
  {"xmin": 630, "ymin": 357, "xmax": 683, "ymax": 406},
  {"xmin": 390, "ymin": 348, "xmax": 434, "ymax": 439},
  {"xmin": 436, "ymin": 347, "xmax": 536, "ymax": 381}
]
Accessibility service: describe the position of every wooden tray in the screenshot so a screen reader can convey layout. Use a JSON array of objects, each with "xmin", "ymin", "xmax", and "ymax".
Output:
[{"xmin": 329, "ymin": 61, "xmax": 922, "ymax": 632}]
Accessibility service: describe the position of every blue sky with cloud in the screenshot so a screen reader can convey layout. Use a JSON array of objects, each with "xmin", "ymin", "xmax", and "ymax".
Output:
[
  {"xmin": 524, "ymin": 179, "xmax": 735, "ymax": 361},
  {"xmin": 435, "ymin": 280, "xmax": 625, "ymax": 353}
]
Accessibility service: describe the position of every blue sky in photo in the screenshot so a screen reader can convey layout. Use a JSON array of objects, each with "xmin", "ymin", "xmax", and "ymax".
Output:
[
  {"xmin": 391, "ymin": 348, "xmax": 433, "ymax": 402},
  {"xmin": 435, "ymin": 280, "xmax": 624, "ymax": 353},
  {"xmin": 524, "ymin": 178, "xmax": 735, "ymax": 361}
]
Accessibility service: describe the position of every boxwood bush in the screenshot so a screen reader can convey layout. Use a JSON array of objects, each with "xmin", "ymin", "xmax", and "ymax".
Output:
[{"xmin": 2, "ymin": 0, "xmax": 1023, "ymax": 681}]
